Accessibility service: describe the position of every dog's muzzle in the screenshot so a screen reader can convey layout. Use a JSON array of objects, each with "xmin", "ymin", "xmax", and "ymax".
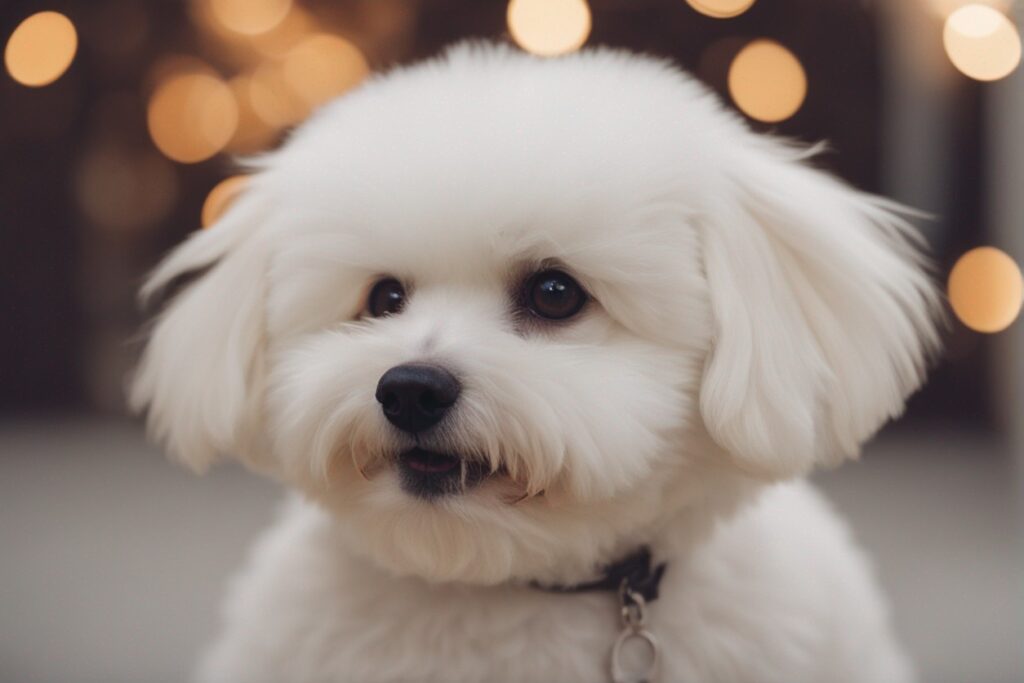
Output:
[{"xmin": 375, "ymin": 363, "xmax": 480, "ymax": 499}]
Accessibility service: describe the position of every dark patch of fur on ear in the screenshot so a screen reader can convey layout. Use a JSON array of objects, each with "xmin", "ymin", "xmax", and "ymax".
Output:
[
  {"xmin": 139, "ymin": 263, "xmax": 217, "ymax": 315},
  {"xmin": 127, "ymin": 262, "xmax": 218, "ymax": 378}
]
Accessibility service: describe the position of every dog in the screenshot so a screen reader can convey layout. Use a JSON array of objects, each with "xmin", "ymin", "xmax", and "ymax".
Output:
[{"xmin": 132, "ymin": 43, "xmax": 941, "ymax": 683}]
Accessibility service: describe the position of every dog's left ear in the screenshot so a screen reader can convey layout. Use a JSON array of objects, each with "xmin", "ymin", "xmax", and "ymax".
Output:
[
  {"xmin": 130, "ymin": 183, "xmax": 271, "ymax": 472},
  {"xmin": 699, "ymin": 138, "xmax": 942, "ymax": 479}
]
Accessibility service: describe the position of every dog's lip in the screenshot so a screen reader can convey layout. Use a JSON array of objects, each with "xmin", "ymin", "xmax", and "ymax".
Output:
[
  {"xmin": 400, "ymin": 447, "xmax": 461, "ymax": 474},
  {"xmin": 395, "ymin": 448, "xmax": 493, "ymax": 500}
]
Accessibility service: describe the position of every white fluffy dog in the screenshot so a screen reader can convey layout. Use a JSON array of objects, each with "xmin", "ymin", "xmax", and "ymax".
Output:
[{"xmin": 132, "ymin": 44, "xmax": 941, "ymax": 683}]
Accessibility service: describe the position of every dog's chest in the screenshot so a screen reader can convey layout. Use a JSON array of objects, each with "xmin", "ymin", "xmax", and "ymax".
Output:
[
  {"xmin": 205, "ymin": 509, "xmax": 653, "ymax": 682},
  {"xmin": 295, "ymin": 577, "xmax": 625, "ymax": 682},
  {"xmin": 223, "ymin": 555, "xmax": 804, "ymax": 683},
  {"xmin": 201, "ymin": 487, "xmax": 905, "ymax": 683}
]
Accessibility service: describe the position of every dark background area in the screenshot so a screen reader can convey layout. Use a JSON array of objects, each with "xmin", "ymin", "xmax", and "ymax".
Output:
[{"xmin": 0, "ymin": 0, "xmax": 1005, "ymax": 429}]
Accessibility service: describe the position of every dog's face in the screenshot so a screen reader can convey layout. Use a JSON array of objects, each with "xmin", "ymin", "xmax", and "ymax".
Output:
[{"xmin": 133, "ymin": 45, "xmax": 940, "ymax": 585}]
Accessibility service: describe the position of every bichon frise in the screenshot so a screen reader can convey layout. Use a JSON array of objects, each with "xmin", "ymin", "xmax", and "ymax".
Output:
[{"xmin": 132, "ymin": 44, "xmax": 941, "ymax": 683}]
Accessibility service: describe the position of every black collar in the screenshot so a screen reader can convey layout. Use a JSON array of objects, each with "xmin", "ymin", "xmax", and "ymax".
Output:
[{"xmin": 531, "ymin": 546, "xmax": 667, "ymax": 603}]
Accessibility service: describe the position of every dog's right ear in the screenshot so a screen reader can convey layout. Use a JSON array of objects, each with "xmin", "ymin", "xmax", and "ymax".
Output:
[
  {"xmin": 697, "ymin": 138, "xmax": 942, "ymax": 480},
  {"xmin": 130, "ymin": 184, "xmax": 270, "ymax": 472}
]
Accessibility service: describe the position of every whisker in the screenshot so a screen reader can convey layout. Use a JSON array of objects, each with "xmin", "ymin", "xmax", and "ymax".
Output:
[
  {"xmin": 351, "ymin": 450, "xmax": 371, "ymax": 481},
  {"xmin": 504, "ymin": 488, "xmax": 545, "ymax": 505},
  {"xmin": 505, "ymin": 490, "xmax": 530, "ymax": 505}
]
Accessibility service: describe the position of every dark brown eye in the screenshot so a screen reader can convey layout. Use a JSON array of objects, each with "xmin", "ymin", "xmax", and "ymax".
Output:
[
  {"xmin": 367, "ymin": 278, "xmax": 406, "ymax": 318},
  {"xmin": 525, "ymin": 269, "xmax": 587, "ymax": 320}
]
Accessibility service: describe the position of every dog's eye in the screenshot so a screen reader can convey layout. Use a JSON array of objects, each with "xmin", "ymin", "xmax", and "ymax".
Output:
[
  {"xmin": 524, "ymin": 269, "xmax": 587, "ymax": 320},
  {"xmin": 367, "ymin": 278, "xmax": 407, "ymax": 318}
]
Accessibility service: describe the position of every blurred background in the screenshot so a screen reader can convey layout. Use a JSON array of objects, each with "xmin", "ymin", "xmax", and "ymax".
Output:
[{"xmin": 1, "ymin": 0, "xmax": 1022, "ymax": 681}]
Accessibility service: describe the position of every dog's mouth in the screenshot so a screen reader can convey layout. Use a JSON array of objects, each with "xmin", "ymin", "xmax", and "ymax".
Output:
[
  {"xmin": 402, "ymin": 448, "xmax": 461, "ymax": 474},
  {"xmin": 396, "ymin": 447, "xmax": 490, "ymax": 500}
]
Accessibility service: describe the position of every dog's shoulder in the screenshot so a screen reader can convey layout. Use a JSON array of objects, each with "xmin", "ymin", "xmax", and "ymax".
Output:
[{"xmin": 656, "ymin": 481, "xmax": 912, "ymax": 682}]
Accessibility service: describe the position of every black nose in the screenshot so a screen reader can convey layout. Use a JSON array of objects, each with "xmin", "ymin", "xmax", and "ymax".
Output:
[{"xmin": 375, "ymin": 363, "xmax": 461, "ymax": 433}]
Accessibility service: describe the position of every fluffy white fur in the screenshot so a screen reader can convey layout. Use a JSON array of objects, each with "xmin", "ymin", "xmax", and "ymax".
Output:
[{"xmin": 132, "ymin": 44, "xmax": 941, "ymax": 683}]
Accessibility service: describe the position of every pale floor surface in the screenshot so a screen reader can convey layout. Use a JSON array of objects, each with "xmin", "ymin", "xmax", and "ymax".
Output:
[{"xmin": 0, "ymin": 418, "xmax": 1021, "ymax": 683}]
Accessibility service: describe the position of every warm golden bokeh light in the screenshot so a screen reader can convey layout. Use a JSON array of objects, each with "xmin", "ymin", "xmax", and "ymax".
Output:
[
  {"xmin": 147, "ymin": 71, "xmax": 239, "ymax": 163},
  {"xmin": 202, "ymin": 175, "xmax": 249, "ymax": 227},
  {"xmin": 507, "ymin": 0, "xmax": 592, "ymax": 57},
  {"xmin": 250, "ymin": 5, "xmax": 316, "ymax": 58},
  {"xmin": 4, "ymin": 11, "xmax": 78, "ymax": 87},
  {"xmin": 146, "ymin": 55, "xmax": 211, "ymax": 90},
  {"xmin": 925, "ymin": 0, "xmax": 1012, "ymax": 19},
  {"xmin": 210, "ymin": 0, "xmax": 292, "ymax": 36},
  {"xmin": 943, "ymin": 4, "xmax": 1021, "ymax": 81},
  {"xmin": 245, "ymin": 35, "xmax": 367, "ymax": 129},
  {"xmin": 283, "ymin": 34, "xmax": 369, "ymax": 108},
  {"xmin": 248, "ymin": 61, "xmax": 308, "ymax": 127},
  {"xmin": 225, "ymin": 75, "xmax": 279, "ymax": 153},
  {"xmin": 728, "ymin": 39, "xmax": 807, "ymax": 123},
  {"xmin": 686, "ymin": 0, "xmax": 757, "ymax": 19},
  {"xmin": 948, "ymin": 247, "xmax": 1024, "ymax": 333}
]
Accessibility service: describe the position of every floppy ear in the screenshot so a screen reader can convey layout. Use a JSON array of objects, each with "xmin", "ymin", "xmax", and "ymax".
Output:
[
  {"xmin": 699, "ymin": 139, "xmax": 942, "ymax": 479},
  {"xmin": 130, "ymin": 187, "xmax": 270, "ymax": 472}
]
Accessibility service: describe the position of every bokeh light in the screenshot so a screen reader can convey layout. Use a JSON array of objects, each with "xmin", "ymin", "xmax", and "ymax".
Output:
[
  {"xmin": 226, "ymin": 74, "xmax": 279, "ymax": 153},
  {"xmin": 210, "ymin": 0, "xmax": 292, "ymax": 36},
  {"xmin": 943, "ymin": 4, "xmax": 1021, "ymax": 81},
  {"xmin": 248, "ymin": 61, "xmax": 308, "ymax": 127},
  {"xmin": 728, "ymin": 39, "xmax": 807, "ymax": 123},
  {"xmin": 147, "ymin": 70, "xmax": 239, "ymax": 163},
  {"xmin": 202, "ymin": 175, "xmax": 249, "ymax": 227},
  {"xmin": 686, "ymin": 0, "xmax": 757, "ymax": 19},
  {"xmin": 249, "ymin": 5, "xmax": 316, "ymax": 58},
  {"xmin": 4, "ymin": 11, "xmax": 78, "ymax": 87},
  {"xmin": 245, "ymin": 35, "xmax": 367, "ymax": 129},
  {"xmin": 283, "ymin": 34, "xmax": 369, "ymax": 108},
  {"xmin": 926, "ymin": 0, "xmax": 1012, "ymax": 19},
  {"xmin": 948, "ymin": 247, "xmax": 1024, "ymax": 333},
  {"xmin": 507, "ymin": 0, "xmax": 592, "ymax": 57}
]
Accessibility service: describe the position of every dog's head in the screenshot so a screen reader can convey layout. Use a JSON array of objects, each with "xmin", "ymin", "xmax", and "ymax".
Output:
[{"xmin": 132, "ymin": 45, "xmax": 940, "ymax": 585}]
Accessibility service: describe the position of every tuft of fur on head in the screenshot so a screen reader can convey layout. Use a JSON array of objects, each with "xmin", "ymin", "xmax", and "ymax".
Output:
[{"xmin": 131, "ymin": 43, "xmax": 941, "ymax": 585}]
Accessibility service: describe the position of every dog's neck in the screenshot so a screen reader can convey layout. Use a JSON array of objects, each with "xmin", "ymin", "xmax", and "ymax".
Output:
[{"xmin": 530, "ymin": 545, "xmax": 667, "ymax": 602}]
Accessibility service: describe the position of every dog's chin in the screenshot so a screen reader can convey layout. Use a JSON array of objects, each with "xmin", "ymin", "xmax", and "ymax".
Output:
[
  {"xmin": 320, "ymin": 442, "xmax": 702, "ymax": 587},
  {"xmin": 313, "ymin": 444, "xmax": 548, "ymax": 585},
  {"xmin": 314, "ymin": 433, "xmax": 680, "ymax": 586},
  {"xmin": 332, "ymin": 493, "xmax": 580, "ymax": 586}
]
